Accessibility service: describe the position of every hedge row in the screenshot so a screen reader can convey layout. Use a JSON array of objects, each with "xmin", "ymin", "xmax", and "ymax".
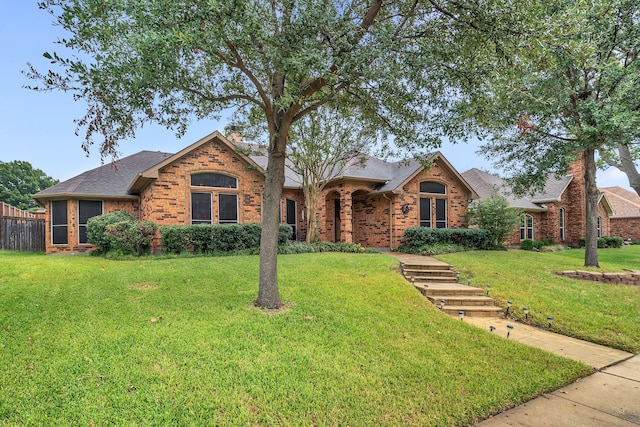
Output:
[
  {"xmin": 520, "ymin": 238, "xmax": 556, "ymax": 250},
  {"xmin": 578, "ymin": 236, "xmax": 624, "ymax": 248},
  {"xmin": 403, "ymin": 227, "xmax": 492, "ymax": 250},
  {"xmin": 161, "ymin": 223, "xmax": 293, "ymax": 254}
]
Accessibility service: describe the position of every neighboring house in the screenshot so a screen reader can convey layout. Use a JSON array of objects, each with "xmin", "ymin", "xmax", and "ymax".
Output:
[
  {"xmin": 461, "ymin": 158, "xmax": 613, "ymax": 246},
  {"xmin": 601, "ymin": 186, "xmax": 640, "ymax": 241},
  {"xmin": 33, "ymin": 131, "xmax": 478, "ymax": 254}
]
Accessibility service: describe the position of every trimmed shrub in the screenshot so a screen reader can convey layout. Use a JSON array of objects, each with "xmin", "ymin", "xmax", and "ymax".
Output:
[
  {"xmin": 160, "ymin": 226, "xmax": 191, "ymax": 254},
  {"xmin": 520, "ymin": 238, "xmax": 556, "ymax": 250},
  {"xmin": 403, "ymin": 227, "xmax": 492, "ymax": 250},
  {"xmin": 104, "ymin": 220, "xmax": 158, "ymax": 256},
  {"xmin": 160, "ymin": 223, "xmax": 294, "ymax": 254},
  {"xmin": 578, "ymin": 236, "xmax": 624, "ymax": 249},
  {"xmin": 87, "ymin": 211, "xmax": 137, "ymax": 253}
]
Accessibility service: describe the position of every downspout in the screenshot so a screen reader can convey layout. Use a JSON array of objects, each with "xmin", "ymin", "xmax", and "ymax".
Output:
[{"xmin": 383, "ymin": 193, "xmax": 393, "ymax": 250}]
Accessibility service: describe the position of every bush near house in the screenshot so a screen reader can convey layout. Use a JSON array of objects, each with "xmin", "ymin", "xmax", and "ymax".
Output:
[
  {"xmin": 519, "ymin": 238, "xmax": 556, "ymax": 250},
  {"xmin": 578, "ymin": 236, "xmax": 624, "ymax": 248},
  {"xmin": 160, "ymin": 223, "xmax": 292, "ymax": 254},
  {"xmin": 402, "ymin": 227, "xmax": 492, "ymax": 251},
  {"xmin": 86, "ymin": 211, "xmax": 138, "ymax": 253},
  {"xmin": 87, "ymin": 211, "xmax": 158, "ymax": 256}
]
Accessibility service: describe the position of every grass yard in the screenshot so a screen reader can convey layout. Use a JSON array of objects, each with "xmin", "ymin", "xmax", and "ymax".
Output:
[
  {"xmin": 0, "ymin": 251, "xmax": 590, "ymax": 426},
  {"xmin": 438, "ymin": 245, "xmax": 640, "ymax": 353}
]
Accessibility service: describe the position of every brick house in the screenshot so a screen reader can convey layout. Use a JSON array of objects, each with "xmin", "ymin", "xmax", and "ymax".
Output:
[
  {"xmin": 461, "ymin": 159, "xmax": 613, "ymax": 246},
  {"xmin": 601, "ymin": 186, "xmax": 640, "ymax": 241},
  {"xmin": 33, "ymin": 131, "xmax": 478, "ymax": 254}
]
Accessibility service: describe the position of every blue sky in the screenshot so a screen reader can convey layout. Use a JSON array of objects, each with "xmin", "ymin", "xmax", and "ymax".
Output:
[{"xmin": 0, "ymin": 2, "xmax": 634, "ymax": 191}]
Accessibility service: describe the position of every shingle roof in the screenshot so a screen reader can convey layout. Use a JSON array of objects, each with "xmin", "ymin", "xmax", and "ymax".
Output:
[
  {"xmin": 600, "ymin": 186, "xmax": 640, "ymax": 217},
  {"xmin": 34, "ymin": 151, "xmax": 172, "ymax": 200},
  {"xmin": 461, "ymin": 168, "xmax": 565, "ymax": 211}
]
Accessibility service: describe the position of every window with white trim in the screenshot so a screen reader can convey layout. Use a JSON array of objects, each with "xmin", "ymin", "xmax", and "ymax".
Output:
[
  {"xmin": 419, "ymin": 181, "xmax": 447, "ymax": 228},
  {"xmin": 218, "ymin": 193, "xmax": 238, "ymax": 224},
  {"xmin": 559, "ymin": 208, "xmax": 565, "ymax": 240},
  {"xmin": 520, "ymin": 214, "xmax": 534, "ymax": 240},
  {"xmin": 191, "ymin": 173, "xmax": 237, "ymax": 189},
  {"xmin": 597, "ymin": 216, "xmax": 602, "ymax": 237},
  {"xmin": 191, "ymin": 192, "xmax": 212, "ymax": 224}
]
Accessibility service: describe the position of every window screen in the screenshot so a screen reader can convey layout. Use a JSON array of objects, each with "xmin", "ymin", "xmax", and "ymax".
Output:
[
  {"xmin": 435, "ymin": 198, "xmax": 447, "ymax": 228},
  {"xmin": 286, "ymin": 199, "xmax": 296, "ymax": 240},
  {"xmin": 420, "ymin": 197, "xmax": 431, "ymax": 227},
  {"xmin": 191, "ymin": 173, "xmax": 237, "ymax": 188},
  {"xmin": 420, "ymin": 181, "xmax": 446, "ymax": 194},
  {"xmin": 192, "ymin": 193, "xmax": 212, "ymax": 224},
  {"xmin": 78, "ymin": 200, "xmax": 103, "ymax": 244},
  {"xmin": 51, "ymin": 200, "xmax": 68, "ymax": 245},
  {"xmin": 219, "ymin": 194, "xmax": 238, "ymax": 224}
]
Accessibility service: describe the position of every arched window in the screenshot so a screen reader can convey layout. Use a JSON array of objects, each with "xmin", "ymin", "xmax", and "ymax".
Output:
[
  {"xmin": 419, "ymin": 181, "xmax": 447, "ymax": 228},
  {"xmin": 191, "ymin": 173, "xmax": 237, "ymax": 189},
  {"xmin": 520, "ymin": 214, "xmax": 534, "ymax": 240}
]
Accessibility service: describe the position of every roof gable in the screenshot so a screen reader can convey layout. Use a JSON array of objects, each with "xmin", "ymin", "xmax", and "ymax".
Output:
[
  {"xmin": 600, "ymin": 186, "xmax": 640, "ymax": 217},
  {"xmin": 128, "ymin": 131, "xmax": 263, "ymax": 192}
]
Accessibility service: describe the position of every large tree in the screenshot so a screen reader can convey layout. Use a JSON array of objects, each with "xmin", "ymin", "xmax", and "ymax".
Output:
[
  {"xmin": 29, "ymin": 0, "xmax": 526, "ymax": 307},
  {"xmin": 455, "ymin": 0, "xmax": 640, "ymax": 267},
  {"xmin": 0, "ymin": 160, "xmax": 59, "ymax": 210}
]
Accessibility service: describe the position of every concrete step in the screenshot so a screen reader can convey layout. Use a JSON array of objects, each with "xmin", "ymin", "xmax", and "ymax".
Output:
[
  {"xmin": 402, "ymin": 268, "xmax": 458, "ymax": 278},
  {"xmin": 427, "ymin": 295, "xmax": 496, "ymax": 307},
  {"xmin": 442, "ymin": 305, "xmax": 504, "ymax": 318},
  {"xmin": 414, "ymin": 283, "xmax": 485, "ymax": 297},
  {"xmin": 401, "ymin": 262, "xmax": 451, "ymax": 271},
  {"xmin": 407, "ymin": 275, "xmax": 459, "ymax": 284}
]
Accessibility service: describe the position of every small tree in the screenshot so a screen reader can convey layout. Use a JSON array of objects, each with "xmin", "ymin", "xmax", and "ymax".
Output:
[
  {"xmin": 465, "ymin": 195, "xmax": 521, "ymax": 248},
  {"xmin": 287, "ymin": 106, "xmax": 375, "ymax": 243}
]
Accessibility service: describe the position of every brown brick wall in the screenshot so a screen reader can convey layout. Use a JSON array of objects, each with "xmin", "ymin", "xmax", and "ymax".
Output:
[
  {"xmin": 610, "ymin": 217, "xmax": 640, "ymax": 241},
  {"xmin": 317, "ymin": 158, "xmax": 472, "ymax": 248},
  {"xmin": 139, "ymin": 140, "xmax": 265, "ymax": 250}
]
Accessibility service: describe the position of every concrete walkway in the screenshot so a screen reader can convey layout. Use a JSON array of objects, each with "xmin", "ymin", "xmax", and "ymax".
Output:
[{"xmin": 384, "ymin": 251, "xmax": 640, "ymax": 426}]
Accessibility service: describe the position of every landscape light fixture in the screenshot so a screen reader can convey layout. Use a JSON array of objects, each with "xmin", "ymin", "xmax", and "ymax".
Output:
[
  {"xmin": 523, "ymin": 307, "xmax": 529, "ymax": 320},
  {"xmin": 506, "ymin": 324, "xmax": 514, "ymax": 338},
  {"xmin": 459, "ymin": 311, "xmax": 465, "ymax": 321},
  {"xmin": 489, "ymin": 326, "xmax": 496, "ymax": 332},
  {"xmin": 486, "ymin": 285, "xmax": 492, "ymax": 296},
  {"xmin": 456, "ymin": 271, "xmax": 461, "ymax": 282},
  {"xmin": 547, "ymin": 316, "xmax": 554, "ymax": 328},
  {"xmin": 467, "ymin": 277, "xmax": 471, "ymax": 286},
  {"xmin": 506, "ymin": 300, "xmax": 513, "ymax": 315},
  {"xmin": 440, "ymin": 299, "xmax": 446, "ymax": 310}
]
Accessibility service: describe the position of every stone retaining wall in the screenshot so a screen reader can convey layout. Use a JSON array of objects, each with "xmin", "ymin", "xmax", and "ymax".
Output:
[{"xmin": 555, "ymin": 270, "xmax": 640, "ymax": 285}]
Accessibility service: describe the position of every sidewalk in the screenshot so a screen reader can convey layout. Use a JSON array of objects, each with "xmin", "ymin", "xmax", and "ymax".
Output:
[
  {"xmin": 383, "ymin": 251, "xmax": 639, "ymax": 426},
  {"xmin": 467, "ymin": 319, "xmax": 639, "ymax": 426}
]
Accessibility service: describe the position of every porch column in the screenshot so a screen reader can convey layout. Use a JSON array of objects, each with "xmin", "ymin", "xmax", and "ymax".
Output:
[{"xmin": 340, "ymin": 192, "xmax": 353, "ymax": 243}]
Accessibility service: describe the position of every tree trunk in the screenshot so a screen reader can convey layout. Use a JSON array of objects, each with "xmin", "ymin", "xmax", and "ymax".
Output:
[
  {"xmin": 304, "ymin": 186, "xmax": 319, "ymax": 243},
  {"xmin": 583, "ymin": 148, "xmax": 600, "ymax": 268},
  {"xmin": 256, "ymin": 130, "xmax": 288, "ymax": 309},
  {"xmin": 616, "ymin": 143, "xmax": 640, "ymax": 196}
]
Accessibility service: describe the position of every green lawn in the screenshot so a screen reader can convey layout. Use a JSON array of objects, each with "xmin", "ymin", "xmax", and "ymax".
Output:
[
  {"xmin": 0, "ymin": 251, "xmax": 589, "ymax": 426},
  {"xmin": 438, "ymin": 245, "xmax": 640, "ymax": 353}
]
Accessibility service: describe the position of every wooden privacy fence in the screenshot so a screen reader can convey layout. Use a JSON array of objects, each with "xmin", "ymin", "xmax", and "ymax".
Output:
[{"xmin": 0, "ymin": 202, "xmax": 46, "ymax": 252}]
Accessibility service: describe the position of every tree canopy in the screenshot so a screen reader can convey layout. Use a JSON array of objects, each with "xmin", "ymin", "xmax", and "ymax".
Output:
[
  {"xmin": 454, "ymin": 0, "xmax": 640, "ymax": 266},
  {"xmin": 0, "ymin": 160, "xmax": 59, "ymax": 210},
  {"xmin": 29, "ymin": 0, "xmax": 530, "ymax": 307}
]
